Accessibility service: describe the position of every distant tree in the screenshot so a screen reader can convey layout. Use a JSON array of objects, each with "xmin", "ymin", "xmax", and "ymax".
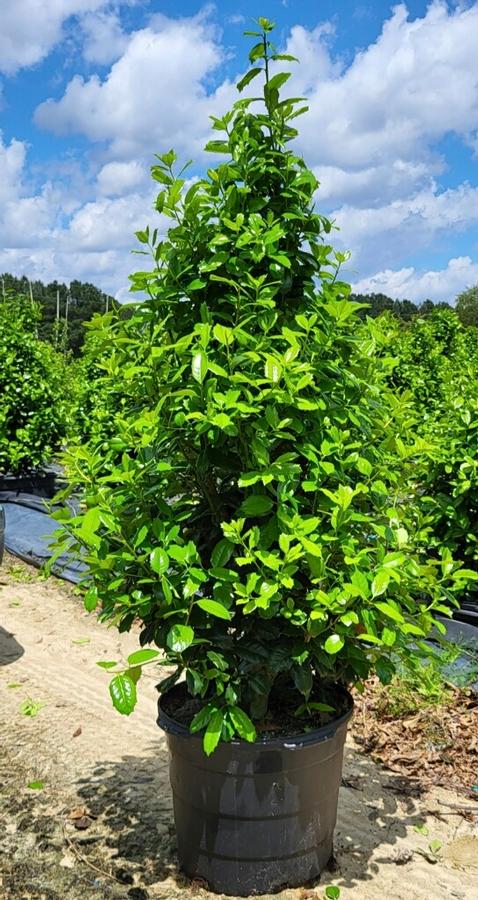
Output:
[
  {"xmin": 455, "ymin": 284, "xmax": 478, "ymax": 327},
  {"xmin": 0, "ymin": 273, "xmax": 114, "ymax": 353},
  {"xmin": 396, "ymin": 299, "xmax": 418, "ymax": 321}
]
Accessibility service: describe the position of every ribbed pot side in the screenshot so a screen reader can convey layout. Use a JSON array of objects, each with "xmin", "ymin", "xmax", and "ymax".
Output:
[{"xmin": 158, "ymin": 686, "xmax": 353, "ymax": 896}]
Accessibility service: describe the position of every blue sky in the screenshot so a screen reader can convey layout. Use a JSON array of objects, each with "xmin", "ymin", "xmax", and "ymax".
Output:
[{"xmin": 1, "ymin": 0, "xmax": 478, "ymax": 302}]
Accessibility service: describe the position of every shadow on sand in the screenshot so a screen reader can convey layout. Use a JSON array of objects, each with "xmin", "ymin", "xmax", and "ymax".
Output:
[{"xmin": 0, "ymin": 625, "xmax": 24, "ymax": 666}]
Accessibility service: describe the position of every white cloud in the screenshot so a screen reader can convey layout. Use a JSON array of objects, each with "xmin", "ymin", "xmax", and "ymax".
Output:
[
  {"xmin": 3, "ymin": 4, "xmax": 478, "ymax": 305},
  {"xmin": 315, "ymin": 159, "xmax": 436, "ymax": 206},
  {"xmin": 294, "ymin": 2, "xmax": 478, "ymax": 171},
  {"xmin": 0, "ymin": 135, "xmax": 27, "ymax": 202},
  {"xmin": 35, "ymin": 15, "xmax": 228, "ymax": 159},
  {"xmin": 0, "ymin": 0, "xmax": 112, "ymax": 74},
  {"xmin": 66, "ymin": 191, "xmax": 156, "ymax": 250},
  {"xmin": 96, "ymin": 160, "xmax": 147, "ymax": 195},
  {"xmin": 332, "ymin": 181, "xmax": 478, "ymax": 271},
  {"xmin": 81, "ymin": 9, "xmax": 129, "ymax": 64},
  {"xmin": 352, "ymin": 256, "xmax": 478, "ymax": 304}
]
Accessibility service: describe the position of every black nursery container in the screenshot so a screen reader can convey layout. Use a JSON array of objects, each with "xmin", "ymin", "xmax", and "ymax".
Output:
[{"xmin": 158, "ymin": 685, "xmax": 353, "ymax": 896}]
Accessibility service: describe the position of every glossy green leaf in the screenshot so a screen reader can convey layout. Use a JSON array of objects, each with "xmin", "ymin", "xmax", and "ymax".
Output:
[
  {"xmin": 191, "ymin": 350, "xmax": 208, "ymax": 383},
  {"xmin": 211, "ymin": 538, "xmax": 234, "ymax": 569},
  {"xmin": 150, "ymin": 547, "xmax": 170, "ymax": 575},
  {"xmin": 239, "ymin": 494, "xmax": 273, "ymax": 516},
  {"xmin": 196, "ymin": 598, "xmax": 232, "ymax": 620},
  {"xmin": 127, "ymin": 648, "xmax": 161, "ymax": 666},
  {"xmin": 203, "ymin": 709, "xmax": 225, "ymax": 756},
  {"xmin": 237, "ymin": 67, "xmax": 262, "ymax": 92},
  {"xmin": 166, "ymin": 624, "xmax": 194, "ymax": 653},
  {"xmin": 371, "ymin": 570, "xmax": 390, "ymax": 597},
  {"xmin": 264, "ymin": 356, "xmax": 282, "ymax": 383},
  {"xmin": 324, "ymin": 634, "xmax": 344, "ymax": 655},
  {"xmin": 229, "ymin": 706, "xmax": 256, "ymax": 741},
  {"xmin": 375, "ymin": 601, "xmax": 404, "ymax": 623},
  {"xmin": 109, "ymin": 674, "xmax": 137, "ymax": 715}
]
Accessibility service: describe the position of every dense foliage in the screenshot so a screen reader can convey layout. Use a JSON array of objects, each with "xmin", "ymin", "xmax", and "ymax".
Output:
[
  {"xmin": 455, "ymin": 284, "xmax": 478, "ymax": 328},
  {"xmin": 0, "ymin": 295, "xmax": 71, "ymax": 474},
  {"xmin": 54, "ymin": 21, "xmax": 470, "ymax": 754},
  {"xmin": 392, "ymin": 309, "xmax": 478, "ymax": 584},
  {"xmin": 1, "ymin": 273, "xmax": 115, "ymax": 354}
]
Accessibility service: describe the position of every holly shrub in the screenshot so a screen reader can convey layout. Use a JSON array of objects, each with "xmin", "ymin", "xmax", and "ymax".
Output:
[
  {"xmin": 56, "ymin": 21, "xmax": 471, "ymax": 753},
  {"xmin": 0, "ymin": 294, "xmax": 70, "ymax": 474}
]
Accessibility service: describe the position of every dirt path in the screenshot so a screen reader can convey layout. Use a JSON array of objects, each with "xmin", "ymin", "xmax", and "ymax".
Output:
[{"xmin": 1, "ymin": 553, "xmax": 477, "ymax": 900}]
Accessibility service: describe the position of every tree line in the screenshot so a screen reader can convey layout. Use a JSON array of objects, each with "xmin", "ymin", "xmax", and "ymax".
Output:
[
  {"xmin": 0, "ymin": 273, "xmax": 115, "ymax": 355},
  {"xmin": 352, "ymin": 284, "xmax": 478, "ymax": 326},
  {"xmin": 2, "ymin": 270, "xmax": 478, "ymax": 356}
]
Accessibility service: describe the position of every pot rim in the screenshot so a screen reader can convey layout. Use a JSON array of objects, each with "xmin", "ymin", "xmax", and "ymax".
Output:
[{"xmin": 157, "ymin": 682, "xmax": 354, "ymax": 749}]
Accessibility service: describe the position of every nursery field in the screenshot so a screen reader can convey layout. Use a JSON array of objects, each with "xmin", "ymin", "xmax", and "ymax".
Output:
[
  {"xmin": 1, "ymin": 553, "xmax": 477, "ymax": 900},
  {"xmin": 3, "ymin": 21, "xmax": 478, "ymax": 899}
]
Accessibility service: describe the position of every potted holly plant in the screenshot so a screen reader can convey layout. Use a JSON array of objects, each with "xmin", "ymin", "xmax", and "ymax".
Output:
[{"xmin": 56, "ymin": 19, "xmax": 469, "ymax": 896}]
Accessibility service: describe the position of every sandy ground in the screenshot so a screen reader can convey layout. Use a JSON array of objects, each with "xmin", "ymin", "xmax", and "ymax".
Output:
[{"xmin": 1, "ymin": 552, "xmax": 477, "ymax": 900}]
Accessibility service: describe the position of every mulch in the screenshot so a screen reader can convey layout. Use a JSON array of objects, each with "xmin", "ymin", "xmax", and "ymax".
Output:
[{"xmin": 351, "ymin": 679, "xmax": 478, "ymax": 799}]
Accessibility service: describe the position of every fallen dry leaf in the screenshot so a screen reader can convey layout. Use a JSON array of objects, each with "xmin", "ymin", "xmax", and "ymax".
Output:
[
  {"xmin": 352, "ymin": 680, "xmax": 478, "ymax": 796},
  {"xmin": 73, "ymin": 816, "xmax": 92, "ymax": 831}
]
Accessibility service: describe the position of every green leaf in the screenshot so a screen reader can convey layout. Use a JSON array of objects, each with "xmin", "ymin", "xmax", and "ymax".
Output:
[
  {"xmin": 196, "ymin": 598, "xmax": 232, "ymax": 620},
  {"xmin": 324, "ymin": 634, "xmax": 344, "ymax": 655},
  {"xmin": 249, "ymin": 42, "xmax": 265, "ymax": 62},
  {"xmin": 27, "ymin": 780, "xmax": 44, "ymax": 790},
  {"xmin": 84, "ymin": 586, "xmax": 98, "ymax": 612},
  {"xmin": 270, "ymin": 254, "xmax": 291, "ymax": 269},
  {"xmin": 325, "ymin": 887, "xmax": 341, "ymax": 900},
  {"xmin": 187, "ymin": 279, "xmax": 207, "ymax": 291},
  {"xmin": 237, "ymin": 67, "xmax": 262, "ymax": 92},
  {"xmin": 229, "ymin": 706, "xmax": 256, "ymax": 742},
  {"xmin": 203, "ymin": 709, "xmax": 225, "ymax": 756},
  {"xmin": 166, "ymin": 624, "xmax": 194, "ymax": 653},
  {"xmin": 96, "ymin": 660, "xmax": 118, "ymax": 670},
  {"xmin": 239, "ymin": 494, "xmax": 273, "ymax": 516},
  {"xmin": 371, "ymin": 570, "xmax": 390, "ymax": 597},
  {"xmin": 150, "ymin": 547, "xmax": 170, "ymax": 575},
  {"xmin": 264, "ymin": 356, "xmax": 282, "ymax": 382},
  {"xmin": 414, "ymin": 823, "xmax": 429, "ymax": 836},
  {"xmin": 267, "ymin": 72, "xmax": 291, "ymax": 92},
  {"xmin": 127, "ymin": 648, "xmax": 161, "ymax": 666},
  {"xmin": 204, "ymin": 140, "xmax": 230, "ymax": 154},
  {"xmin": 191, "ymin": 350, "xmax": 208, "ymax": 383},
  {"xmin": 109, "ymin": 674, "xmax": 137, "ymax": 715},
  {"xmin": 293, "ymin": 665, "xmax": 313, "ymax": 699},
  {"xmin": 190, "ymin": 702, "xmax": 217, "ymax": 733},
  {"xmin": 211, "ymin": 538, "xmax": 234, "ymax": 568},
  {"xmin": 375, "ymin": 601, "xmax": 404, "ymax": 623},
  {"xmin": 271, "ymin": 54, "xmax": 299, "ymax": 63},
  {"xmin": 213, "ymin": 323, "xmax": 234, "ymax": 345},
  {"xmin": 429, "ymin": 839, "xmax": 442, "ymax": 854},
  {"xmin": 20, "ymin": 699, "xmax": 45, "ymax": 717},
  {"xmin": 351, "ymin": 570, "xmax": 369, "ymax": 599}
]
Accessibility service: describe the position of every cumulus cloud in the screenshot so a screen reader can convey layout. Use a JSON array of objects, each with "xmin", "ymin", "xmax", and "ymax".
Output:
[
  {"xmin": 80, "ymin": 9, "xmax": 129, "ymax": 64},
  {"xmin": 352, "ymin": 256, "xmax": 478, "ymax": 304},
  {"xmin": 2, "ymin": 3, "xmax": 478, "ymax": 302},
  {"xmin": 0, "ymin": 0, "xmax": 112, "ymax": 74},
  {"xmin": 96, "ymin": 160, "xmax": 147, "ymax": 195},
  {"xmin": 294, "ymin": 2, "xmax": 478, "ymax": 171},
  {"xmin": 35, "ymin": 15, "xmax": 229, "ymax": 159},
  {"xmin": 332, "ymin": 181, "xmax": 478, "ymax": 272}
]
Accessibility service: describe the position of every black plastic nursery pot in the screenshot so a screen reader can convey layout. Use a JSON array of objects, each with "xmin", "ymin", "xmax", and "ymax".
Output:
[{"xmin": 158, "ymin": 684, "xmax": 353, "ymax": 896}]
